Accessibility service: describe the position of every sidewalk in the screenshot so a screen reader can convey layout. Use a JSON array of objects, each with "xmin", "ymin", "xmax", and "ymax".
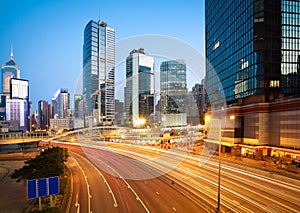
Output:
[{"xmin": 0, "ymin": 151, "xmax": 39, "ymax": 161}]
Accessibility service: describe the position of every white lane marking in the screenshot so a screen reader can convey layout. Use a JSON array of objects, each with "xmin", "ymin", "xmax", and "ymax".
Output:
[
  {"xmin": 73, "ymin": 158, "xmax": 91, "ymax": 213},
  {"xmin": 73, "ymin": 153, "xmax": 118, "ymax": 208},
  {"xmin": 89, "ymin": 154, "xmax": 150, "ymax": 213},
  {"xmin": 66, "ymin": 163, "xmax": 74, "ymax": 213}
]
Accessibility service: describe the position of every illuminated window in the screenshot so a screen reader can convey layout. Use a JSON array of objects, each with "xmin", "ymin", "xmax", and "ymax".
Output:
[{"xmin": 270, "ymin": 80, "xmax": 280, "ymax": 87}]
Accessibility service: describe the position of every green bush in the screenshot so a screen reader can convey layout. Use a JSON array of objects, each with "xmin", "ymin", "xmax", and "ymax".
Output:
[{"xmin": 10, "ymin": 147, "xmax": 69, "ymax": 182}]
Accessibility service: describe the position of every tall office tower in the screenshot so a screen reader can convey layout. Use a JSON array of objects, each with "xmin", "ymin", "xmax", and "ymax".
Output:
[
  {"xmin": 206, "ymin": 0, "xmax": 300, "ymax": 103},
  {"xmin": 83, "ymin": 20, "xmax": 115, "ymax": 126},
  {"xmin": 48, "ymin": 103, "xmax": 54, "ymax": 119},
  {"xmin": 205, "ymin": 1, "xmax": 300, "ymax": 148},
  {"xmin": 192, "ymin": 82, "xmax": 208, "ymax": 125},
  {"xmin": 1, "ymin": 50, "xmax": 20, "ymax": 99},
  {"xmin": 38, "ymin": 100, "xmax": 49, "ymax": 130},
  {"xmin": 160, "ymin": 60, "xmax": 187, "ymax": 113},
  {"xmin": 114, "ymin": 99, "xmax": 124, "ymax": 126},
  {"xmin": 74, "ymin": 94, "xmax": 82, "ymax": 118},
  {"xmin": 52, "ymin": 88, "xmax": 70, "ymax": 118},
  {"xmin": 6, "ymin": 99, "xmax": 28, "ymax": 131},
  {"xmin": 0, "ymin": 95, "xmax": 6, "ymax": 120},
  {"xmin": 124, "ymin": 48, "xmax": 154, "ymax": 127},
  {"xmin": 9, "ymin": 78, "xmax": 30, "ymax": 130}
]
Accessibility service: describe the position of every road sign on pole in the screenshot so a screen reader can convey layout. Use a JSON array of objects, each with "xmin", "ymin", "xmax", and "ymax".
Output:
[
  {"xmin": 27, "ymin": 179, "xmax": 37, "ymax": 199},
  {"xmin": 38, "ymin": 178, "xmax": 48, "ymax": 197},
  {"xmin": 27, "ymin": 176, "xmax": 59, "ymax": 200},
  {"xmin": 49, "ymin": 176, "xmax": 59, "ymax": 195}
]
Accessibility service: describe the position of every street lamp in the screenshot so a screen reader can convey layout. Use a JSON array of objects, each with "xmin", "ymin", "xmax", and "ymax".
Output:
[
  {"xmin": 134, "ymin": 117, "xmax": 146, "ymax": 128},
  {"xmin": 204, "ymin": 113, "xmax": 222, "ymax": 212},
  {"xmin": 217, "ymin": 118, "xmax": 222, "ymax": 213},
  {"xmin": 204, "ymin": 114, "xmax": 211, "ymax": 136},
  {"xmin": 215, "ymin": 115, "xmax": 235, "ymax": 212}
]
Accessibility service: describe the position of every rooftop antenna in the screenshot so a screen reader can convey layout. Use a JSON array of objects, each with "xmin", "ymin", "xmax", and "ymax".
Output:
[
  {"xmin": 98, "ymin": 8, "xmax": 101, "ymax": 23},
  {"xmin": 10, "ymin": 45, "xmax": 14, "ymax": 60}
]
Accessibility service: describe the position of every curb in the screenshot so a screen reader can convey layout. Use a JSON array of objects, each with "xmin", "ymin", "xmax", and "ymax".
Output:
[{"xmin": 60, "ymin": 163, "xmax": 73, "ymax": 213}]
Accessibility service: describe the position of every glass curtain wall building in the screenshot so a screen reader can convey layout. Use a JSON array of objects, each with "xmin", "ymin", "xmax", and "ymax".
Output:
[
  {"xmin": 1, "ymin": 51, "xmax": 20, "ymax": 99},
  {"xmin": 205, "ymin": 0, "xmax": 300, "ymax": 148},
  {"xmin": 160, "ymin": 60, "xmax": 187, "ymax": 113},
  {"xmin": 206, "ymin": 0, "xmax": 300, "ymax": 105},
  {"xmin": 38, "ymin": 100, "xmax": 49, "ymax": 130},
  {"xmin": 83, "ymin": 20, "xmax": 115, "ymax": 126},
  {"xmin": 124, "ymin": 48, "xmax": 154, "ymax": 127}
]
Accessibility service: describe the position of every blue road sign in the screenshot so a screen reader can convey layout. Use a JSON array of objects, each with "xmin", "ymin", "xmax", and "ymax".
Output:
[
  {"xmin": 49, "ymin": 176, "xmax": 59, "ymax": 195},
  {"xmin": 38, "ymin": 178, "xmax": 48, "ymax": 197},
  {"xmin": 27, "ymin": 179, "xmax": 37, "ymax": 199},
  {"xmin": 28, "ymin": 176, "xmax": 59, "ymax": 199}
]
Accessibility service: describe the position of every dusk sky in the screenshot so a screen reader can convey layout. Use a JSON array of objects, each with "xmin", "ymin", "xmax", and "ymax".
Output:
[{"xmin": 0, "ymin": 0, "xmax": 204, "ymax": 111}]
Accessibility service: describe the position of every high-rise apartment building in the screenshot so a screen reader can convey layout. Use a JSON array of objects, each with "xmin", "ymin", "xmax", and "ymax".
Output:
[
  {"xmin": 124, "ymin": 48, "xmax": 154, "ymax": 127},
  {"xmin": 205, "ymin": 0, "xmax": 300, "ymax": 150},
  {"xmin": 83, "ymin": 20, "xmax": 115, "ymax": 126}
]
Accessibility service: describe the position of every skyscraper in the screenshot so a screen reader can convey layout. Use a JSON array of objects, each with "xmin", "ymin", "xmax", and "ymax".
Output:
[
  {"xmin": 1, "ymin": 49, "xmax": 20, "ymax": 99},
  {"xmin": 192, "ymin": 81, "xmax": 208, "ymax": 125},
  {"xmin": 83, "ymin": 20, "xmax": 115, "ymax": 126},
  {"xmin": 6, "ymin": 99, "xmax": 28, "ymax": 131},
  {"xmin": 160, "ymin": 60, "xmax": 187, "ymax": 113},
  {"xmin": 73, "ymin": 94, "xmax": 82, "ymax": 119},
  {"xmin": 52, "ymin": 88, "xmax": 70, "ymax": 119},
  {"xmin": 38, "ymin": 100, "xmax": 49, "ymax": 130},
  {"xmin": 206, "ymin": 0, "xmax": 300, "ymax": 104},
  {"xmin": 205, "ymin": 0, "xmax": 300, "ymax": 149},
  {"xmin": 124, "ymin": 48, "xmax": 154, "ymax": 127}
]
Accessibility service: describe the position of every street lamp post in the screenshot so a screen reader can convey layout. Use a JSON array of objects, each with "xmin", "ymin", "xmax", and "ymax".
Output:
[
  {"xmin": 205, "ymin": 114, "xmax": 221, "ymax": 212},
  {"xmin": 217, "ymin": 119, "xmax": 221, "ymax": 212}
]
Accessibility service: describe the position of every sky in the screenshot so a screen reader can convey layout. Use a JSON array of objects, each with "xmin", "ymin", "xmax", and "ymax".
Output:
[{"xmin": 0, "ymin": 0, "xmax": 205, "ymax": 111}]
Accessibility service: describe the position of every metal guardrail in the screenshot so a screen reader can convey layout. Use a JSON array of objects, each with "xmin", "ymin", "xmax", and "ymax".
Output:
[{"xmin": 0, "ymin": 132, "xmax": 49, "ymax": 143}]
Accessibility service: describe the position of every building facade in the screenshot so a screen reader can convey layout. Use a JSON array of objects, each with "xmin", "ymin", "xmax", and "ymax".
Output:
[
  {"xmin": 50, "ymin": 118, "xmax": 72, "ymax": 131},
  {"xmin": 124, "ymin": 48, "xmax": 155, "ymax": 128},
  {"xmin": 83, "ymin": 20, "xmax": 115, "ymax": 126},
  {"xmin": 205, "ymin": 0, "xmax": 300, "ymax": 150}
]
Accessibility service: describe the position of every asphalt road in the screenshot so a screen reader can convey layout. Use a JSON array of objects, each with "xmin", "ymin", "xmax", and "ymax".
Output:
[
  {"xmin": 66, "ymin": 145, "xmax": 206, "ymax": 213},
  {"xmin": 53, "ymin": 140, "xmax": 300, "ymax": 212},
  {"xmin": 104, "ymin": 143, "xmax": 300, "ymax": 212}
]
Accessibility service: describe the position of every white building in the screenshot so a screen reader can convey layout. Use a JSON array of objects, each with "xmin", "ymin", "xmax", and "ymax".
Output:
[{"xmin": 50, "ymin": 118, "xmax": 72, "ymax": 131}]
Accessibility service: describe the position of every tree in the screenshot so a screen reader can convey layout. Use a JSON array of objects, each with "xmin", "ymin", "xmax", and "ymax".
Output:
[{"xmin": 11, "ymin": 147, "xmax": 69, "ymax": 182}]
